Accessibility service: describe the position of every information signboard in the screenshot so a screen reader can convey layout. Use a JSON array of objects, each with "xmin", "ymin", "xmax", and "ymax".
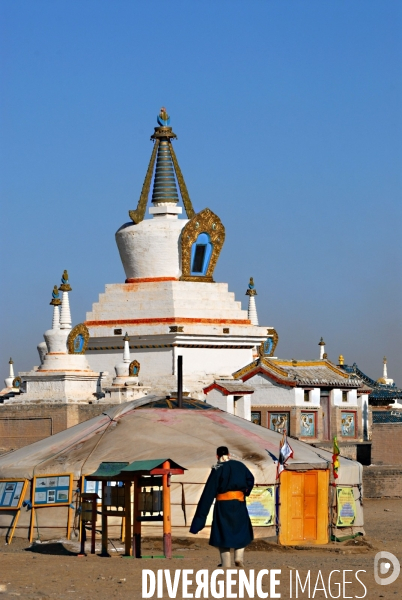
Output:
[
  {"xmin": 0, "ymin": 479, "xmax": 27, "ymax": 510},
  {"xmin": 32, "ymin": 474, "xmax": 73, "ymax": 506},
  {"xmin": 336, "ymin": 486, "xmax": 356, "ymax": 526},
  {"xmin": 246, "ymin": 486, "xmax": 276, "ymax": 526}
]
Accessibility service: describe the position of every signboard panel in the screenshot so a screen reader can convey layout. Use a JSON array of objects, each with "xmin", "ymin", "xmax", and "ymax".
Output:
[
  {"xmin": 33, "ymin": 474, "xmax": 73, "ymax": 506},
  {"xmin": 336, "ymin": 486, "xmax": 357, "ymax": 526},
  {"xmin": 246, "ymin": 486, "xmax": 276, "ymax": 526},
  {"xmin": 0, "ymin": 479, "xmax": 27, "ymax": 510}
]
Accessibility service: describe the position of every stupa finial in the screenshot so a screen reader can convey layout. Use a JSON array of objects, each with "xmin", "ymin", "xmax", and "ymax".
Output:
[
  {"xmin": 318, "ymin": 337, "xmax": 326, "ymax": 359},
  {"xmin": 245, "ymin": 277, "xmax": 259, "ymax": 325},
  {"xmin": 59, "ymin": 270, "xmax": 72, "ymax": 330},
  {"xmin": 157, "ymin": 106, "xmax": 170, "ymax": 127},
  {"xmin": 59, "ymin": 270, "xmax": 72, "ymax": 292},
  {"xmin": 49, "ymin": 285, "xmax": 61, "ymax": 329},
  {"xmin": 50, "ymin": 285, "xmax": 61, "ymax": 306},
  {"xmin": 123, "ymin": 333, "xmax": 131, "ymax": 363},
  {"xmin": 246, "ymin": 277, "xmax": 257, "ymax": 296},
  {"xmin": 128, "ymin": 109, "xmax": 195, "ymax": 224}
]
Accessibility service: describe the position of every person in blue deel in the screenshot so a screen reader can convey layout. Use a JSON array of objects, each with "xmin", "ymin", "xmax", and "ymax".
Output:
[{"xmin": 190, "ymin": 446, "xmax": 254, "ymax": 568}]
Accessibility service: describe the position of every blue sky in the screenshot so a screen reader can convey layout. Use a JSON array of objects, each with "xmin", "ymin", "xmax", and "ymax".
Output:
[{"xmin": 1, "ymin": 1, "xmax": 401, "ymax": 382}]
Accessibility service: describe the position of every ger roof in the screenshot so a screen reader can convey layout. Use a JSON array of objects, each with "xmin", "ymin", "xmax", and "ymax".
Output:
[{"xmin": 234, "ymin": 358, "xmax": 361, "ymax": 387}]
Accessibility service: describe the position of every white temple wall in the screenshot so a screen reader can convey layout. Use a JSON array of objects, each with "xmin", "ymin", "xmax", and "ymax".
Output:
[
  {"xmin": 234, "ymin": 394, "xmax": 251, "ymax": 421},
  {"xmin": 176, "ymin": 347, "xmax": 253, "ymax": 380},
  {"xmin": 87, "ymin": 348, "xmax": 173, "ymax": 382},
  {"xmin": 245, "ymin": 373, "xmax": 295, "ymax": 406},
  {"xmin": 295, "ymin": 387, "xmax": 320, "ymax": 407},
  {"xmin": 204, "ymin": 389, "xmax": 233, "ymax": 413}
]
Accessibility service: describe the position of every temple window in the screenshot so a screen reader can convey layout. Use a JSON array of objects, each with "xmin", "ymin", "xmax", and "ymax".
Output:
[
  {"xmin": 304, "ymin": 390, "xmax": 310, "ymax": 402},
  {"xmin": 342, "ymin": 391, "xmax": 348, "ymax": 402},
  {"xmin": 190, "ymin": 233, "xmax": 213, "ymax": 276}
]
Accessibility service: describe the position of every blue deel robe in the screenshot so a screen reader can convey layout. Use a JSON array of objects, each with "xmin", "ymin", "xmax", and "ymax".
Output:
[{"xmin": 190, "ymin": 459, "xmax": 255, "ymax": 548}]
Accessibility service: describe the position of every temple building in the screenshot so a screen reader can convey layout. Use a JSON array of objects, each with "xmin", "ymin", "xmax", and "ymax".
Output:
[{"xmin": 204, "ymin": 333, "xmax": 372, "ymax": 463}]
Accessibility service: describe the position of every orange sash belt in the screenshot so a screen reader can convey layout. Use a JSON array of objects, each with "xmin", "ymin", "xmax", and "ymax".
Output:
[{"xmin": 216, "ymin": 491, "xmax": 245, "ymax": 501}]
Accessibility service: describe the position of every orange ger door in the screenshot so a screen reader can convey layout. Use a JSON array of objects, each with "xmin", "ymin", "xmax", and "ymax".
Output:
[{"xmin": 279, "ymin": 470, "xmax": 329, "ymax": 545}]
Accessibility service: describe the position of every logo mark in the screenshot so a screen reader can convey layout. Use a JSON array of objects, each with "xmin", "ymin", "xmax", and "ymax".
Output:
[{"xmin": 374, "ymin": 551, "xmax": 400, "ymax": 585}]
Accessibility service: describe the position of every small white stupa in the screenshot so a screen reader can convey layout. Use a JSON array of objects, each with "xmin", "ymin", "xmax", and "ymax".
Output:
[
  {"xmin": 5, "ymin": 272, "xmax": 104, "ymax": 404},
  {"xmin": 103, "ymin": 333, "xmax": 150, "ymax": 403},
  {"xmin": 318, "ymin": 337, "xmax": 326, "ymax": 360},
  {"xmin": 0, "ymin": 358, "xmax": 22, "ymax": 399},
  {"xmin": 377, "ymin": 356, "xmax": 394, "ymax": 386}
]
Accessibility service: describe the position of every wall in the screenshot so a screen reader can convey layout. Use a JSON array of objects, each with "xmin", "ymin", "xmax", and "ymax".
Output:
[
  {"xmin": 247, "ymin": 373, "xmax": 295, "ymax": 405},
  {"xmin": 363, "ymin": 466, "xmax": 402, "ymax": 498},
  {"xmin": 0, "ymin": 403, "xmax": 118, "ymax": 454},
  {"xmin": 371, "ymin": 423, "xmax": 402, "ymax": 465}
]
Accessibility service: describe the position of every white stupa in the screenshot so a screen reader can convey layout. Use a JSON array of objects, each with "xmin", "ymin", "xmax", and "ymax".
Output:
[
  {"xmin": 6, "ymin": 273, "xmax": 103, "ymax": 404},
  {"xmin": 0, "ymin": 358, "xmax": 22, "ymax": 399},
  {"xmin": 103, "ymin": 333, "xmax": 151, "ymax": 403},
  {"xmin": 377, "ymin": 356, "xmax": 394, "ymax": 386},
  {"xmin": 84, "ymin": 109, "xmax": 277, "ymax": 394}
]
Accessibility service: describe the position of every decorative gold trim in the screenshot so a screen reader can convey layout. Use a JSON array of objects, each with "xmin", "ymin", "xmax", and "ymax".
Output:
[
  {"xmin": 261, "ymin": 358, "xmax": 289, "ymax": 377},
  {"xmin": 268, "ymin": 328, "xmax": 279, "ymax": 356},
  {"xmin": 273, "ymin": 359, "xmax": 350, "ymax": 378},
  {"xmin": 129, "ymin": 139, "xmax": 160, "ymax": 224},
  {"xmin": 67, "ymin": 323, "xmax": 89, "ymax": 355},
  {"xmin": 128, "ymin": 360, "xmax": 140, "ymax": 377},
  {"xmin": 169, "ymin": 142, "xmax": 195, "ymax": 219},
  {"xmin": 12, "ymin": 376, "xmax": 22, "ymax": 389},
  {"xmin": 180, "ymin": 208, "xmax": 225, "ymax": 282},
  {"xmin": 233, "ymin": 359, "xmax": 260, "ymax": 380}
]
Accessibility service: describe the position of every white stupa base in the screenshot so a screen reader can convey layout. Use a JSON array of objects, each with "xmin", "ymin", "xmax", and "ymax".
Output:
[
  {"xmin": 4, "ymin": 371, "xmax": 104, "ymax": 404},
  {"xmin": 102, "ymin": 381, "xmax": 150, "ymax": 404},
  {"xmin": 38, "ymin": 353, "xmax": 92, "ymax": 372}
]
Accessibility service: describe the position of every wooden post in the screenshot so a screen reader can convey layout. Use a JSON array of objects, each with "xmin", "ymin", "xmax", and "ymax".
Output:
[
  {"xmin": 29, "ymin": 507, "xmax": 35, "ymax": 543},
  {"xmin": 124, "ymin": 481, "xmax": 132, "ymax": 556},
  {"xmin": 132, "ymin": 475, "xmax": 141, "ymax": 558},
  {"xmin": 91, "ymin": 498, "xmax": 96, "ymax": 554},
  {"xmin": 101, "ymin": 481, "xmax": 109, "ymax": 556},
  {"xmin": 67, "ymin": 506, "xmax": 72, "ymax": 541},
  {"xmin": 79, "ymin": 517, "xmax": 86, "ymax": 556},
  {"xmin": 162, "ymin": 460, "xmax": 172, "ymax": 559}
]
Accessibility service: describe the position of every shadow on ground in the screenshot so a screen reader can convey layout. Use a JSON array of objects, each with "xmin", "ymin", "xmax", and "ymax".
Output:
[{"xmin": 26, "ymin": 541, "xmax": 77, "ymax": 556}]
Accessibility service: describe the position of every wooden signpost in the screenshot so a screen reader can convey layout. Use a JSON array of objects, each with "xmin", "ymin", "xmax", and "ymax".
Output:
[{"xmin": 29, "ymin": 473, "xmax": 74, "ymax": 542}]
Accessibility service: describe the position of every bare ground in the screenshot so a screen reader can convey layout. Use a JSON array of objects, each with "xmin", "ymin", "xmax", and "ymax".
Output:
[{"xmin": 0, "ymin": 498, "xmax": 401, "ymax": 599}]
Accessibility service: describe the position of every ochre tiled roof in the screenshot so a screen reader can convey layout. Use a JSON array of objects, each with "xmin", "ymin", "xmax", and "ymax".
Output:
[{"xmin": 234, "ymin": 358, "xmax": 361, "ymax": 388}]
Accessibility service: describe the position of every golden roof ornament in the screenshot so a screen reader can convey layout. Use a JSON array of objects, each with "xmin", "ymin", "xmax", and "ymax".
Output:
[
  {"xmin": 59, "ymin": 270, "xmax": 72, "ymax": 292},
  {"xmin": 123, "ymin": 332, "xmax": 130, "ymax": 342},
  {"xmin": 9, "ymin": 357, "xmax": 13, "ymax": 364},
  {"xmin": 318, "ymin": 337, "xmax": 326, "ymax": 346},
  {"xmin": 338, "ymin": 354, "xmax": 345, "ymax": 366},
  {"xmin": 50, "ymin": 285, "xmax": 61, "ymax": 306}
]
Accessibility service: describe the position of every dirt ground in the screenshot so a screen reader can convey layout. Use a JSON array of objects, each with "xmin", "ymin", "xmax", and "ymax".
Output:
[{"xmin": 0, "ymin": 498, "xmax": 400, "ymax": 599}]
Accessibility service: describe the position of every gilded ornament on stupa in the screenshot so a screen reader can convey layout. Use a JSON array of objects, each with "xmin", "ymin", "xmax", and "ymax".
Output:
[
  {"xmin": 246, "ymin": 277, "xmax": 257, "ymax": 296},
  {"xmin": 50, "ymin": 285, "xmax": 61, "ymax": 306},
  {"xmin": 59, "ymin": 269, "xmax": 72, "ymax": 292}
]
